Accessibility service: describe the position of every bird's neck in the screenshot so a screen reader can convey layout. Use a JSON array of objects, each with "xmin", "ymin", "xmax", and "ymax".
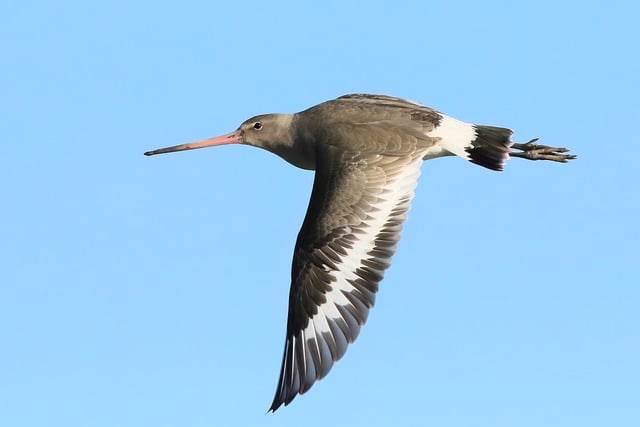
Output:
[{"xmin": 263, "ymin": 114, "xmax": 317, "ymax": 171}]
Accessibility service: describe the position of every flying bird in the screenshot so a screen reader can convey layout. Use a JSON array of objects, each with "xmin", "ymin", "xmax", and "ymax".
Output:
[{"xmin": 144, "ymin": 94, "xmax": 575, "ymax": 411}]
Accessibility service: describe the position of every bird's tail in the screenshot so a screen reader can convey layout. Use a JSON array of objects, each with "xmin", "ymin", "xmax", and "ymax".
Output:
[
  {"xmin": 429, "ymin": 115, "xmax": 514, "ymax": 172},
  {"xmin": 463, "ymin": 125, "xmax": 514, "ymax": 172}
]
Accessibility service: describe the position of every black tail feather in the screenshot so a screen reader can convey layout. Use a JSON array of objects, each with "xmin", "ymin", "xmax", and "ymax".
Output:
[{"xmin": 466, "ymin": 125, "xmax": 514, "ymax": 171}]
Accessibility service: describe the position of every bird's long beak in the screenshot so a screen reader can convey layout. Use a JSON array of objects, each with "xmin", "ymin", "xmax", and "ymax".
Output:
[{"xmin": 144, "ymin": 130, "xmax": 242, "ymax": 156}]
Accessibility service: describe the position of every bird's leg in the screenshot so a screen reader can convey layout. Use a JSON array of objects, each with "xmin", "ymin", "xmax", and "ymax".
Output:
[{"xmin": 509, "ymin": 138, "xmax": 576, "ymax": 163}]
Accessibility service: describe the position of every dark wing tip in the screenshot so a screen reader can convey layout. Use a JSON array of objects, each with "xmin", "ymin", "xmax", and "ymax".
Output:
[
  {"xmin": 268, "ymin": 396, "xmax": 287, "ymax": 413},
  {"xmin": 268, "ymin": 338, "xmax": 298, "ymax": 412},
  {"xmin": 268, "ymin": 378, "xmax": 289, "ymax": 412}
]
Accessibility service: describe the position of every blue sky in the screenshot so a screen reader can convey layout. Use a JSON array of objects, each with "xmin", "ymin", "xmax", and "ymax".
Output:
[{"xmin": 2, "ymin": 1, "xmax": 638, "ymax": 426}]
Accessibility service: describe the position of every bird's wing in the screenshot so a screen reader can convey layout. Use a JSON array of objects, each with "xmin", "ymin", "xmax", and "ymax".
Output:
[
  {"xmin": 270, "ymin": 145, "xmax": 425, "ymax": 411},
  {"xmin": 337, "ymin": 93, "xmax": 428, "ymax": 108}
]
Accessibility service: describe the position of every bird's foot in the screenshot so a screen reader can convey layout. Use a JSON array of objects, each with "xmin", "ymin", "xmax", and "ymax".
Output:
[{"xmin": 510, "ymin": 138, "xmax": 576, "ymax": 163}]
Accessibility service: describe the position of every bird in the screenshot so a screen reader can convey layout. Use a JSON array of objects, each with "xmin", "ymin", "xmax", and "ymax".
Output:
[{"xmin": 144, "ymin": 94, "xmax": 575, "ymax": 411}]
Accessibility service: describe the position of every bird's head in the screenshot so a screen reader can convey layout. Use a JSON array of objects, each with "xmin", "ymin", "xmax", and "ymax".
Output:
[{"xmin": 143, "ymin": 114, "xmax": 295, "ymax": 157}]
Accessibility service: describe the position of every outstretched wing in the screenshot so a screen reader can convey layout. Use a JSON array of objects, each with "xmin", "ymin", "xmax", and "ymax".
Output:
[{"xmin": 270, "ymin": 145, "xmax": 425, "ymax": 411}]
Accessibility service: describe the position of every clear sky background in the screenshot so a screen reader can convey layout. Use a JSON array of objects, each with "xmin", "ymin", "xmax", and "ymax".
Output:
[{"xmin": 2, "ymin": 1, "xmax": 638, "ymax": 426}]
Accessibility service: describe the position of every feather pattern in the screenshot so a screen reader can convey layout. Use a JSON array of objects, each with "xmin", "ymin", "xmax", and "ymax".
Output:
[
  {"xmin": 270, "ymin": 145, "xmax": 426, "ymax": 410},
  {"xmin": 143, "ymin": 93, "xmax": 573, "ymax": 412}
]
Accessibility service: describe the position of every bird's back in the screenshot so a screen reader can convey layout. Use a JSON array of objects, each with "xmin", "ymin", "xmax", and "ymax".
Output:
[{"xmin": 295, "ymin": 94, "xmax": 443, "ymax": 156}]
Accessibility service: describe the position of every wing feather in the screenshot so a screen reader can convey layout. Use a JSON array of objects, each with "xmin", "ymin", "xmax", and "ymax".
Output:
[{"xmin": 269, "ymin": 145, "xmax": 425, "ymax": 410}]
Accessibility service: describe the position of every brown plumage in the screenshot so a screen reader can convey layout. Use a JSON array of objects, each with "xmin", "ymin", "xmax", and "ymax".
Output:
[{"xmin": 144, "ymin": 94, "xmax": 575, "ymax": 411}]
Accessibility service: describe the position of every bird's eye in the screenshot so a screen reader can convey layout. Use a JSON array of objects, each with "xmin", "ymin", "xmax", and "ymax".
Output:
[{"xmin": 253, "ymin": 122, "xmax": 263, "ymax": 130}]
